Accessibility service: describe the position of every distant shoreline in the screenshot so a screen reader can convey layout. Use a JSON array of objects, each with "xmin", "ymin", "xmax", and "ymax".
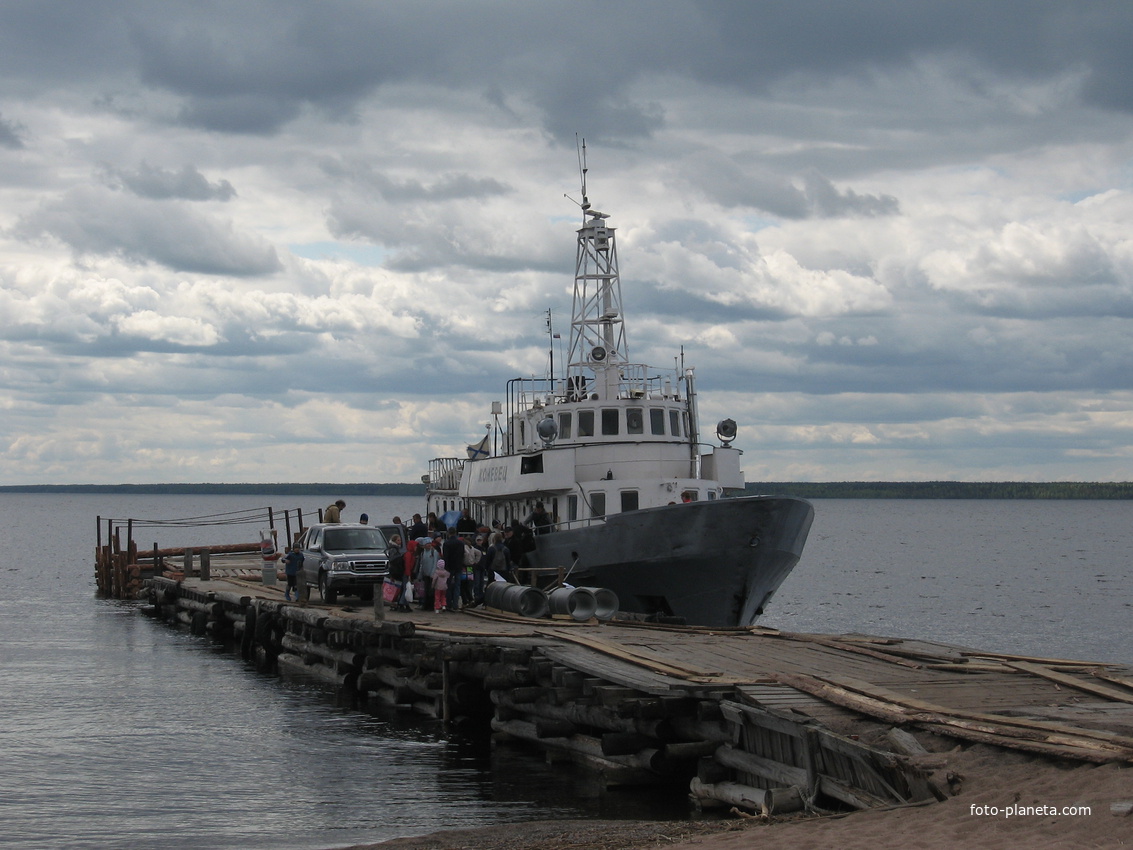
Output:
[
  {"xmin": 1, "ymin": 481, "xmax": 1132, "ymax": 498},
  {"xmin": 747, "ymin": 481, "xmax": 1133, "ymax": 499}
]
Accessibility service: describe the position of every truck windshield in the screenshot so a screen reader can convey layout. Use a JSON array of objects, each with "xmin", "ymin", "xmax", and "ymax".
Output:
[{"xmin": 323, "ymin": 528, "xmax": 388, "ymax": 552}]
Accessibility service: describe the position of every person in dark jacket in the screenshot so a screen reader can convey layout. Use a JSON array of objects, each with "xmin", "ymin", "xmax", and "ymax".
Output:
[
  {"xmin": 484, "ymin": 532, "xmax": 514, "ymax": 583},
  {"xmin": 455, "ymin": 509, "xmax": 479, "ymax": 534},
  {"xmin": 409, "ymin": 514, "xmax": 428, "ymax": 539},
  {"xmin": 282, "ymin": 544, "xmax": 304, "ymax": 602},
  {"xmin": 386, "ymin": 535, "xmax": 410, "ymax": 611},
  {"xmin": 524, "ymin": 501, "xmax": 552, "ymax": 534}
]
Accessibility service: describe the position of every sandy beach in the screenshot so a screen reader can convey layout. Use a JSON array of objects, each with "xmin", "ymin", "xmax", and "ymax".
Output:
[{"xmin": 344, "ymin": 745, "xmax": 1131, "ymax": 850}]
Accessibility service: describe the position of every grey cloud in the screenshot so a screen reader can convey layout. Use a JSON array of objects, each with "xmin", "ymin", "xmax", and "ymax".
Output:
[
  {"xmin": 776, "ymin": 309, "xmax": 1133, "ymax": 396},
  {"xmin": 377, "ymin": 173, "xmax": 509, "ymax": 203},
  {"xmin": 128, "ymin": 4, "xmax": 421, "ymax": 133},
  {"xmin": 15, "ymin": 188, "xmax": 281, "ymax": 276},
  {"xmin": 682, "ymin": 152, "xmax": 809, "ymax": 218},
  {"xmin": 802, "ymin": 171, "xmax": 899, "ymax": 218},
  {"xmin": 0, "ymin": 4, "xmax": 132, "ymax": 84},
  {"xmin": 2, "ymin": 2, "xmax": 1129, "ymax": 146},
  {"xmin": 174, "ymin": 94, "xmax": 303, "ymax": 135},
  {"xmin": 684, "ymin": 2, "xmax": 1129, "ymax": 101},
  {"xmin": 320, "ymin": 160, "xmax": 511, "ymax": 202},
  {"xmin": 324, "ymin": 192, "xmax": 570, "ymax": 275},
  {"xmin": 537, "ymin": 85, "xmax": 666, "ymax": 144},
  {"xmin": 0, "ymin": 112, "xmax": 23, "ymax": 149},
  {"xmin": 101, "ymin": 162, "xmax": 236, "ymax": 201},
  {"xmin": 683, "ymin": 153, "xmax": 898, "ymax": 218},
  {"xmin": 1, "ymin": 1, "xmax": 1132, "ymax": 485}
]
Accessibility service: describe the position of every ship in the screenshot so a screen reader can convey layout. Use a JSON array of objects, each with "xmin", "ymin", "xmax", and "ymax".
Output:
[{"xmin": 425, "ymin": 150, "xmax": 813, "ymax": 627}]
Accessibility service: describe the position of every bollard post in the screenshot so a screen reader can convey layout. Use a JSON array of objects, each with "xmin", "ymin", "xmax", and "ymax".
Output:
[
  {"xmin": 260, "ymin": 529, "xmax": 278, "ymax": 586},
  {"xmin": 373, "ymin": 586, "xmax": 385, "ymax": 622},
  {"xmin": 183, "ymin": 549, "xmax": 193, "ymax": 576},
  {"xmin": 298, "ymin": 569, "xmax": 310, "ymax": 606},
  {"xmin": 200, "ymin": 550, "xmax": 211, "ymax": 581}
]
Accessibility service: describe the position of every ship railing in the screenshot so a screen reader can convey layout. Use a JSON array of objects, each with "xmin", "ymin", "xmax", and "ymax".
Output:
[
  {"xmin": 529, "ymin": 514, "xmax": 607, "ymax": 535},
  {"xmin": 509, "ymin": 365, "xmax": 682, "ymax": 412},
  {"xmin": 427, "ymin": 457, "xmax": 464, "ymax": 492}
]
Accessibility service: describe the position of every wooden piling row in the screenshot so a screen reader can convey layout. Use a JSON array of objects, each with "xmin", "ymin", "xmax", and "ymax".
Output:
[
  {"xmin": 141, "ymin": 576, "xmax": 941, "ymax": 815},
  {"xmin": 95, "ymin": 504, "xmax": 292, "ymax": 599},
  {"xmin": 95, "ymin": 534, "xmax": 151, "ymax": 599}
]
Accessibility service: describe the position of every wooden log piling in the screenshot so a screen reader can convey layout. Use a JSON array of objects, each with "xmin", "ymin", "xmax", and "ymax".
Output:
[{"xmin": 137, "ymin": 577, "xmax": 937, "ymax": 814}]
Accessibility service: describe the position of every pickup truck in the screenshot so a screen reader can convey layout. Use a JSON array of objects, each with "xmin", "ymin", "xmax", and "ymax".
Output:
[{"xmin": 295, "ymin": 523, "xmax": 397, "ymax": 603}]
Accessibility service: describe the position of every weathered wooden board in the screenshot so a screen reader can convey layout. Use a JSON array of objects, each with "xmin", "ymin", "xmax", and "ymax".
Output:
[{"xmin": 166, "ymin": 573, "xmax": 1133, "ymax": 765}]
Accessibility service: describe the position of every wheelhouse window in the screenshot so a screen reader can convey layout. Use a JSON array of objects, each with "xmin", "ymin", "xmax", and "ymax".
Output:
[
  {"xmin": 650, "ymin": 408, "xmax": 666, "ymax": 435},
  {"xmin": 567, "ymin": 495, "xmax": 578, "ymax": 522},
  {"xmin": 626, "ymin": 408, "xmax": 643, "ymax": 435},
  {"xmin": 620, "ymin": 490, "xmax": 639, "ymax": 512},
  {"xmin": 558, "ymin": 412, "xmax": 572, "ymax": 439},
  {"xmin": 578, "ymin": 410, "xmax": 594, "ymax": 437},
  {"xmin": 601, "ymin": 408, "xmax": 619, "ymax": 435},
  {"xmin": 670, "ymin": 410, "xmax": 682, "ymax": 437},
  {"xmin": 589, "ymin": 491, "xmax": 606, "ymax": 519}
]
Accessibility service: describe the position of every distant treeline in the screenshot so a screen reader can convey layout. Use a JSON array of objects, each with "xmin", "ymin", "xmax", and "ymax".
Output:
[
  {"xmin": 0, "ymin": 482, "xmax": 426, "ymax": 496},
  {"xmin": 747, "ymin": 481, "xmax": 1133, "ymax": 499}
]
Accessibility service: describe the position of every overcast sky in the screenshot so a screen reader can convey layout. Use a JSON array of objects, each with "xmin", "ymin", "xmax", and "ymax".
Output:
[{"xmin": 2, "ymin": 1, "xmax": 1132, "ymax": 485}]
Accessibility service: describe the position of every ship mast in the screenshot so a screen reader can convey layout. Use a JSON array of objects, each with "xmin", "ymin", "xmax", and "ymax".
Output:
[{"xmin": 565, "ymin": 141, "xmax": 628, "ymax": 402}]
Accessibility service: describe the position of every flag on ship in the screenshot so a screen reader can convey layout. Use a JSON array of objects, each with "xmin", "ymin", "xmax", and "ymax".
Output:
[{"xmin": 466, "ymin": 433, "xmax": 490, "ymax": 459}]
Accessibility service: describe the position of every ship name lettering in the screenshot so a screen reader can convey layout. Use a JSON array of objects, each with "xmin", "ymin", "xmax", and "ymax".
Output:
[{"xmin": 478, "ymin": 465, "xmax": 508, "ymax": 483}]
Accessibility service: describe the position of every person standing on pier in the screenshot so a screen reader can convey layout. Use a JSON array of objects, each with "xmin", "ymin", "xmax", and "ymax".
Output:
[
  {"xmin": 432, "ymin": 558, "xmax": 450, "ymax": 613},
  {"xmin": 324, "ymin": 499, "xmax": 346, "ymax": 523},
  {"xmin": 470, "ymin": 534, "xmax": 489, "ymax": 605},
  {"xmin": 409, "ymin": 514, "xmax": 428, "ymax": 539},
  {"xmin": 391, "ymin": 516, "xmax": 409, "ymax": 546},
  {"xmin": 441, "ymin": 530, "xmax": 465, "ymax": 610},
  {"xmin": 456, "ymin": 509, "xmax": 478, "ymax": 534},
  {"xmin": 282, "ymin": 544, "xmax": 304, "ymax": 602},
  {"xmin": 386, "ymin": 535, "xmax": 410, "ymax": 611},
  {"xmin": 524, "ymin": 502, "xmax": 552, "ymax": 534},
  {"xmin": 415, "ymin": 536, "xmax": 439, "ymax": 610},
  {"xmin": 485, "ymin": 532, "xmax": 514, "ymax": 583}
]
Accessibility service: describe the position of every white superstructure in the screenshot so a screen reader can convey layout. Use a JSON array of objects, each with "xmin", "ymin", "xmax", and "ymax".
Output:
[{"xmin": 427, "ymin": 154, "xmax": 743, "ymax": 529}]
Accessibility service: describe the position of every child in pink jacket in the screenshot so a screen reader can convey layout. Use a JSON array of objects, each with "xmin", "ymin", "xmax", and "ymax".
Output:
[{"xmin": 432, "ymin": 558, "xmax": 450, "ymax": 612}]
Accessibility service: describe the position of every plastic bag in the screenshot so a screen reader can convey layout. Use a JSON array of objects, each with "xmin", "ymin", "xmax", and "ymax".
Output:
[{"xmin": 382, "ymin": 580, "xmax": 399, "ymax": 603}]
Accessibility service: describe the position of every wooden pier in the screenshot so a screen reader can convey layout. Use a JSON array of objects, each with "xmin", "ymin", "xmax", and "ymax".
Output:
[{"xmin": 136, "ymin": 553, "xmax": 1133, "ymax": 818}]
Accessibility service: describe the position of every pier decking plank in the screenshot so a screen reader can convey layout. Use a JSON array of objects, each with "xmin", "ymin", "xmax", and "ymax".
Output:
[{"xmin": 159, "ymin": 574, "xmax": 1133, "ymax": 766}]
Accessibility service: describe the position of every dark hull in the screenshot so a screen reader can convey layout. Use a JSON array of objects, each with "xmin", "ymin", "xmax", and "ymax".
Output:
[{"xmin": 526, "ymin": 495, "xmax": 814, "ymax": 628}]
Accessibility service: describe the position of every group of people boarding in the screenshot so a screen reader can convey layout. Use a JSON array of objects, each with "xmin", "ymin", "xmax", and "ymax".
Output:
[{"xmin": 385, "ymin": 510, "xmax": 527, "ymax": 613}]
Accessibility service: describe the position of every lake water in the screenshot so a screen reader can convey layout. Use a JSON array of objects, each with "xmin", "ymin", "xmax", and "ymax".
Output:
[
  {"xmin": 0, "ymin": 494, "xmax": 1129, "ymax": 848},
  {"xmin": 759, "ymin": 498, "xmax": 1131, "ymax": 665}
]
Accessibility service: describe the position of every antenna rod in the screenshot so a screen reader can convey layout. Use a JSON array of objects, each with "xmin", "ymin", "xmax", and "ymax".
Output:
[
  {"xmin": 546, "ymin": 308, "xmax": 555, "ymax": 383},
  {"xmin": 576, "ymin": 135, "xmax": 589, "ymax": 213}
]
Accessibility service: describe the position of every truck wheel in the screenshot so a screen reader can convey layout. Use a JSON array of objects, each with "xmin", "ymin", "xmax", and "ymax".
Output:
[{"xmin": 319, "ymin": 572, "xmax": 338, "ymax": 604}]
